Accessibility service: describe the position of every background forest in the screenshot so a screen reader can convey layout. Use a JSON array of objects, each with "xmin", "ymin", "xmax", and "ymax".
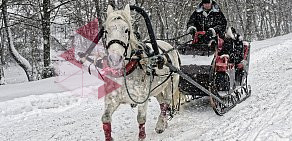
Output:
[{"xmin": 0, "ymin": 0, "xmax": 291, "ymax": 84}]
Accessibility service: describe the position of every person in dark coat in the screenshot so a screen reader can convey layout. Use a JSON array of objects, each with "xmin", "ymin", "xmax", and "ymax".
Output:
[{"xmin": 187, "ymin": 0, "xmax": 227, "ymax": 38}]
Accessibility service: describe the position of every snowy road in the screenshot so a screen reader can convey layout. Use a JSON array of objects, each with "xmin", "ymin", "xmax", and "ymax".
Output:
[{"xmin": 0, "ymin": 34, "xmax": 292, "ymax": 141}]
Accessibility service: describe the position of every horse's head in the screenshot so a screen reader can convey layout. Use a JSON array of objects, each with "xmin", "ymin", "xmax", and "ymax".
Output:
[{"xmin": 104, "ymin": 4, "xmax": 135, "ymax": 69}]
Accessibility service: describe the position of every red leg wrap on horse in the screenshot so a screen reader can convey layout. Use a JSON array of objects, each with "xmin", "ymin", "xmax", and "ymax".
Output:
[
  {"xmin": 160, "ymin": 103, "xmax": 169, "ymax": 116},
  {"xmin": 103, "ymin": 123, "xmax": 111, "ymax": 141},
  {"xmin": 139, "ymin": 123, "xmax": 146, "ymax": 139}
]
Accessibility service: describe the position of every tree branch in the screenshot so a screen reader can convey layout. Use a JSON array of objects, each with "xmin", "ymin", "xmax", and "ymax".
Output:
[{"xmin": 48, "ymin": 0, "xmax": 77, "ymax": 13}]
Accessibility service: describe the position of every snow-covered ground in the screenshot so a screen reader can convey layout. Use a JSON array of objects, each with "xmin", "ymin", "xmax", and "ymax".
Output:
[
  {"xmin": 0, "ymin": 60, "xmax": 104, "ymax": 102},
  {"xmin": 0, "ymin": 33, "xmax": 292, "ymax": 141}
]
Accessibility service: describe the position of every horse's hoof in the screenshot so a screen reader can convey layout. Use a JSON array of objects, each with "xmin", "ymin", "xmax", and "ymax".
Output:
[
  {"xmin": 105, "ymin": 137, "xmax": 114, "ymax": 141},
  {"xmin": 155, "ymin": 128, "xmax": 165, "ymax": 134},
  {"xmin": 130, "ymin": 104, "xmax": 137, "ymax": 108},
  {"xmin": 155, "ymin": 120, "xmax": 167, "ymax": 134},
  {"xmin": 138, "ymin": 137, "xmax": 145, "ymax": 141},
  {"xmin": 139, "ymin": 132, "xmax": 146, "ymax": 140}
]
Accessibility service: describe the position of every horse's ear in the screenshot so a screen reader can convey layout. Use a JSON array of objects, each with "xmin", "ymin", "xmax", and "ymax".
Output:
[
  {"xmin": 124, "ymin": 4, "xmax": 131, "ymax": 18},
  {"xmin": 107, "ymin": 5, "xmax": 114, "ymax": 16}
]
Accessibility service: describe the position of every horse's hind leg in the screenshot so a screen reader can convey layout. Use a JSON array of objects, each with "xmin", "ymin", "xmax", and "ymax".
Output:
[
  {"xmin": 102, "ymin": 102, "xmax": 120, "ymax": 141},
  {"xmin": 155, "ymin": 92, "xmax": 171, "ymax": 134},
  {"xmin": 137, "ymin": 102, "xmax": 148, "ymax": 140}
]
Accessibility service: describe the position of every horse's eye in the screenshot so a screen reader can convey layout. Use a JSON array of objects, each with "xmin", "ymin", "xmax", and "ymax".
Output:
[
  {"xmin": 114, "ymin": 16, "xmax": 121, "ymax": 20},
  {"xmin": 125, "ymin": 29, "xmax": 129, "ymax": 33}
]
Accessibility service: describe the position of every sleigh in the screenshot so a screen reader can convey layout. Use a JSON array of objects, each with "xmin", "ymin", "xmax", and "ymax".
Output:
[{"xmin": 178, "ymin": 29, "xmax": 251, "ymax": 115}]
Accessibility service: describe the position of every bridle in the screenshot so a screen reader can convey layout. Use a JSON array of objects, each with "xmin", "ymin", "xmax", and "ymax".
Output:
[
  {"xmin": 102, "ymin": 18, "xmax": 138, "ymax": 78},
  {"xmin": 104, "ymin": 17, "xmax": 131, "ymax": 57}
]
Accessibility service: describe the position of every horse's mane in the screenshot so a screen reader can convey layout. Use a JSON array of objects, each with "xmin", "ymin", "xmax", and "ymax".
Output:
[{"xmin": 104, "ymin": 10, "xmax": 140, "ymax": 50}]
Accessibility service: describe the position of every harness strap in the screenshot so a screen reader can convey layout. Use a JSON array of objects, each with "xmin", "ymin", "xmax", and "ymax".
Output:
[
  {"xmin": 106, "ymin": 39, "xmax": 129, "ymax": 57},
  {"xmin": 102, "ymin": 58, "xmax": 138, "ymax": 78},
  {"xmin": 169, "ymin": 75, "xmax": 174, "ymax": 120},
  {"xmin": 158, "ymin": 45, "xmax": 173, "ymax": 65},
  {"xmin": 150, "ymin": 72, "xmax": 173, "ymax": 93}
]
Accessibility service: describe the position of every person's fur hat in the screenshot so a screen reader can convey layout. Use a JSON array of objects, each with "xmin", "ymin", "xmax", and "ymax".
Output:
[{"xmin": 202, "ymin": 0, "xmax": 212, "ymax": 4}]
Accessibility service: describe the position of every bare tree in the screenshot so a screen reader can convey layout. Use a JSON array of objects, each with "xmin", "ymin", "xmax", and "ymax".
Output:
[
  {"xmin": 0, "ymin": 31, "xmax": 5, "ymax": 85},
  {"xmin": 41, "ymin": 0, "xmax": 53, "ymax": 78},
  {"xmin": 245, "ymin": 0, "xmax": 253, "ymax": 41},
  {"xmin": 0, "ymin": 0, "xmax": 291, "ymax": 84},
  {"xmin": 2, "ymin": 0, "xmax": 35, "ymax": 81}
]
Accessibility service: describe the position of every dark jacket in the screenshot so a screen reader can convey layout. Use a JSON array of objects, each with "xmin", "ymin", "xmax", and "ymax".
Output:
[{"xmin": 187, "ymin": 1, "xmax": 227, "ymax": 37}]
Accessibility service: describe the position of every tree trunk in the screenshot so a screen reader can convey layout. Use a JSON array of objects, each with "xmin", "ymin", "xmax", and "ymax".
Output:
[
  {"xmin": 93, "ymin": 0, "xmax": 103, "ymax": 27},
  {"xmin": 156, "ymin": 2, "xmax": 165, "ymax": 39},
  {"xmin": 252, "ymin": 3, "xmax": 259, "ymax": 40},
  {"xmin": 259, "ymin": 8, "xmax": 266, "ymax": 40},
  {"xmin": 273, "ymin": 0, "xmax": 281, "ymax": 37},
  {"xmin": 42, "ymin": 0, "xmax": 53, "ymax": 78},
  {"xmin": 0, "ymin": 66, "xmax": 4, "ymax": 85},
  {"xmin": 232, "ymin": 0, "xmax": 245, "ymax": 34},
  {"xmin": 2, "ymin": 0, "xmax": 35, "ymax": 81},
  {"xmin": 0, "ymin": 34, "xmax": 5, "ymax": 85},
  {"xmin": 245, "ymin": 0, "xmax": 253, "ymax": 41}
]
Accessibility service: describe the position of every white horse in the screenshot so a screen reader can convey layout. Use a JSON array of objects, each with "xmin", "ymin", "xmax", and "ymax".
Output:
[{"xmin": 101, "ymin": 4, "xmax": 180, "ymax": 141}]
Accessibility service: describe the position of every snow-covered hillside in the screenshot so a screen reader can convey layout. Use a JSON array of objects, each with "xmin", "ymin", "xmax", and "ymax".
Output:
[{"xmin": 0, "ymin": 33, "xmax": 292, "ymax": 141}]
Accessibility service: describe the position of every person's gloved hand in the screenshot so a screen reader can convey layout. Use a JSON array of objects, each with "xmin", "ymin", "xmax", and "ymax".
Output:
[
  {"xmin": 206, "ymin": 28, "xmax": 216, "ymax": 37},
  {"xmin": 187, "ymin": 26, "xmax": 197, "ymax": 34}
]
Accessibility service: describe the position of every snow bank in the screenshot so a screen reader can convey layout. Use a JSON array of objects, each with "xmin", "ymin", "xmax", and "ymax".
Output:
[{"xmin": 0, "ymin": 33, "xmax": 292, "ymax": 141}]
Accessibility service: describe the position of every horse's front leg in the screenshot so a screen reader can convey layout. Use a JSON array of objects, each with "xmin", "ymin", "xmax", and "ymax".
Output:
[
  {"xmin": 155, "ymin": 92, "xmax": 171, "ymax": 134},
  {"xmin": 137, "ymin": 102, "xmax": 148, "ymax": 140},
  {"xmin": 102, "ymin": 101, "xmax": 120, "ymax": 141}
]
